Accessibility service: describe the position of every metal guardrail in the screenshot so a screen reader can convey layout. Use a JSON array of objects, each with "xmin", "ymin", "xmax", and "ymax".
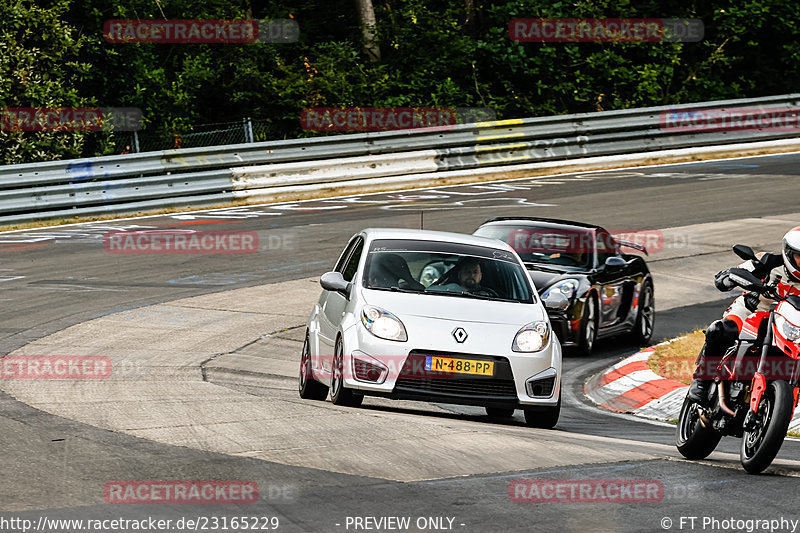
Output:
[{"xmin": 1, "ymin": 93, "xmax": 799, "ymax": 225}]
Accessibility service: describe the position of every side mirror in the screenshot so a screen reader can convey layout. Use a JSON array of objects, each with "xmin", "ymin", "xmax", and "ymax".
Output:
[
  {"xmin": 604, "ymin": 256, "xmax": 627, "ymax": 270},
  {"xmin": 320, "ymin": 271, "xmax": 352, "ymax": 298},
  {"xmin": 727, "ymin": 267, "xmax": 764, "ymax": 291},
  {"xmin": 542, "ymin": 291, "xmax": 570, "ymax": 312},
  {"xmin": 733, "ymin": 244, "xmax": 757, "ymax": 262}
]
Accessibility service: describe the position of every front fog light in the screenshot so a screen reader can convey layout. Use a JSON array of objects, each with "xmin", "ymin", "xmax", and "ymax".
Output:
[
  {"xmin": 512, "ymin": 322, "xmax": 550, "ymax": 352},
  {"xmin": 361, "ymin": 305, "xmax": 408, "ymax": 342},
  {"xmin": 526, "ymin": 368, "xmax": 557, "ymax": 397},
  {"xmin": 352, "ymin": 353, "xmax": 388, "ymax": 383}
]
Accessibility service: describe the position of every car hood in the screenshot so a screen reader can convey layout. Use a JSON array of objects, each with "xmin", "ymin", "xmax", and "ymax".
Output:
[{"xmin": 360, "ymin": 289, "xmax": 545, "ymax": 325}]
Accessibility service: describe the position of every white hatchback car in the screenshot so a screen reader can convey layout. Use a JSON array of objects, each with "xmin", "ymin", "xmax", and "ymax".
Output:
[{"xmin": 298, "ymin": 229, "xmax": 566, "ymax": 428}]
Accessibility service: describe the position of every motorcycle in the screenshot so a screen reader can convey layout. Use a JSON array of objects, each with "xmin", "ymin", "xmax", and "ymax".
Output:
[{"xmin": 676, "ymin": 244, "xmax": 800, "ymax": 474}]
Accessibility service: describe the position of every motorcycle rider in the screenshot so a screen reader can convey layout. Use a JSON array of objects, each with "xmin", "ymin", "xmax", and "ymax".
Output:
[{"xmin": 687, "ymin": 226, "xmax": 800, "ymax": 403}]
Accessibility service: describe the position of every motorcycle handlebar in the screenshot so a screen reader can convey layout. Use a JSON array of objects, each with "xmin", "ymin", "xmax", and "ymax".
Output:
[{"xmin": 727, "ymin": 267, "xmax": 783, "ymax": 301}]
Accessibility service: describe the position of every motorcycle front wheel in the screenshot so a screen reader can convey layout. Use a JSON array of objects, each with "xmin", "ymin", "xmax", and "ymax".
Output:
[
  {"xmin": 741, "ymin": 380, "xmax": 794, "ymax": 474},
  {"xmin": 676, "ymin": 395, "xmax": 722, "ymax": 460}
]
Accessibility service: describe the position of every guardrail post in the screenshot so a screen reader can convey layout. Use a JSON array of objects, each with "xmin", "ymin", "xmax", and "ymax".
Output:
[{"xmin": 244, "ymin": 117, "xmax": 254, "ymax": 143}]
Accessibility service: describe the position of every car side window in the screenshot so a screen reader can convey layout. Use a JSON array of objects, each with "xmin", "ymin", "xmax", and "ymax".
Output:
[
  {"xmin": 341, "ymin": 238, "xmax": 364, "ymax": 282},
  {"xmin": 334, "ymin": 237, "xmax": 360, "ymax": 273}
]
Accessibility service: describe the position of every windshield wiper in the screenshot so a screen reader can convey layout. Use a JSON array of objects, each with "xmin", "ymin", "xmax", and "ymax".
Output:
[
  {"xmin": 451, "ymin": 291, "xmax": 493, "ymax": 300},
  {"xmin": 452, "ymin": 291, "xmax": 524, "ymax": 302},
  {"xmin": 367, "ymin": 286, "xmax": 422, "ymax": 294},
  {"xmin": 370, "ymin": 285, "xmax": 525, "ymax": 302}
]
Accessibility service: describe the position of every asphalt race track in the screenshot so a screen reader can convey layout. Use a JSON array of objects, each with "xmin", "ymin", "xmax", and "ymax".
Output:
[{"xmin": 2, "ymin": 153, "xmax": 800, "ymax": 532}]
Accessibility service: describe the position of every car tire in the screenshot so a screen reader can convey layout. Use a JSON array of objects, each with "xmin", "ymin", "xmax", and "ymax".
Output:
[
  {"xmin": 523, "ymin": 394, "xmax": 560, "ymax": 429},
  {"xmin": 485, "ymin": 406, "xmax": 515, "ymax": 419},
  {"xmin": 575, "ymin": 294, "xmax": 598, "ymax": 356},
  {"xmin": 298, "ymin": 333, "xmax": 329, "ymax": 400},
  {"xmin": 330, "ymin": 336, "xmax": 364, "ymax": 407},
  {"xmin": 630, "ymin": 279, "xmax": 655, "ymax": 345}
]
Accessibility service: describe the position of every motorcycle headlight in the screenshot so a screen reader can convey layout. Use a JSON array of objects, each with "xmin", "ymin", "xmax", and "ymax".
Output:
[
  {"xmin": 361, "ymin": 305, "xmax": 408, "ymax": 342},
  {"xmin": 512, "ymin": 321, "xmax": 550, "ymax": 352},
  {"xmin": 541, "ymin": 279, "xmax": 580, "ymax": 300},
  {"xmin": 775, "ymin": 314, "xmax": 800, "ymax": 342}
]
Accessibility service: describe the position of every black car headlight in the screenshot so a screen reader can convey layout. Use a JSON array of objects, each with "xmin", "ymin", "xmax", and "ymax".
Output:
[{"xmin": 541, "ymin": 279, "xmax": 580, "ymax": 300}]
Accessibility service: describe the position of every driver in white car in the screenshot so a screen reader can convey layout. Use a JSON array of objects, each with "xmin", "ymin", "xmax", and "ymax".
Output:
[{"xmin": 456, "ymin": 257, "xmax": 483, "ymax": 291}]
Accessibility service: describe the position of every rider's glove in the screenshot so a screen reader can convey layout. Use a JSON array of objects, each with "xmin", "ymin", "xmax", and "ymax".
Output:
[
  {"xmin": 714, "ymin": 269, "xmax": 736, "ymax": 291},
  {"xmin": 744, "ymin": 292, "xmax": 760, "ymax": 312}
]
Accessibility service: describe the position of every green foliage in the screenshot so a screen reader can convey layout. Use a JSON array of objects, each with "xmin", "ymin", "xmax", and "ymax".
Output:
[
  {"xmin": 0, "ymin": 0, "xmax": 107, "ymax": 164},
  {"xmin": 2, "ymin": 0, "xmax": 800, "ymax": 163}
]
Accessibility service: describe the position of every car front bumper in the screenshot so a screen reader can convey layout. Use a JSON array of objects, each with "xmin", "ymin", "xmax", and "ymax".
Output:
[{"xmin": 341, "ymin": 322, "xmax": 562, "ymax": 408}]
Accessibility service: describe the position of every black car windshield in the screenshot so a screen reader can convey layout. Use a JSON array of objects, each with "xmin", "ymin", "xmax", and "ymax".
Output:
[
  {"xmin": 363, "ymin": 239, "xmax": 534, "ymax": 303},
  {"xmin": 474, "ymin": 224, "xmax": 595, "ymax": 269}
]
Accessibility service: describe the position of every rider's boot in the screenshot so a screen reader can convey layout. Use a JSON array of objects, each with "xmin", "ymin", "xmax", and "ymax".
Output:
[{"xmin": 686, "ymin": 319, "xmax": 739, "ymax": 404}]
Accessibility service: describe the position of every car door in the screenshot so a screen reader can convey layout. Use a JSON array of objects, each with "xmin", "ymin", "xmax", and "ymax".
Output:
[
  {"xmin": 318, "ymin": 236, "xmax": 364, "ymax": 374},
  {"xmin": 593, "ymin": 230, "xmax": 630, "ymax": 328}
]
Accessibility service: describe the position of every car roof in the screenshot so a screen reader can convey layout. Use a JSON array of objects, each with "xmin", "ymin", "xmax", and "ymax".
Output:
[
  {"xmin": 359, "ymin": 228, "xmax": 516, "ymax": 251},
  {"xmin": 477, "ymin": 217, "xmax": 602, "ymax": 232}
]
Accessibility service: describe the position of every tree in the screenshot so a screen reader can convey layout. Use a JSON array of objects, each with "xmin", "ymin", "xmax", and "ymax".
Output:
[
  {"xmin": 0, "ymin": 0, "xmax": 105, "ymax": 165},
  {"xmin": 356, "ymin": 0, "xmax": 381, "ymax": 62}
]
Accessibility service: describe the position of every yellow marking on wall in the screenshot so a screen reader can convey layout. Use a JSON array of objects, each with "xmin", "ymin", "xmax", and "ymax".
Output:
[{"xmin": 473, "ymin": 118, "xmax": 524, "ymax": 128}]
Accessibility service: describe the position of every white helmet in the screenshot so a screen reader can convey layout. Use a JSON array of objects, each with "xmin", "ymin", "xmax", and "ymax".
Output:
[{"xmin": 782, "ymin": 226, "xmax": 800, "ymax": 281}]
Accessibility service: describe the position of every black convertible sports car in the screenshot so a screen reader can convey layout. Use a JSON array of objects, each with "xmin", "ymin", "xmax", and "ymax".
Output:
[{"xmin": 473, "ymin": 217, "xmax": 654, "ymax": 355}]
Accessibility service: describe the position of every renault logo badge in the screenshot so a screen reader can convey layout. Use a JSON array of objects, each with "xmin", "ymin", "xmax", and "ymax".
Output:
[{"xmin": 452, "ymin": 327, "xmax": 468, "ymax": 343}]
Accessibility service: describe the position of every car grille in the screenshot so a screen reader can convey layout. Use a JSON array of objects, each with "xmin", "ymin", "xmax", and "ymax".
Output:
[
  {"xmin": 394, "ymin": 376, "xmax": 518, "ymax": 398},
  {"xmin": 393, "ymin": 351, "xmax": 517, "ymax": 400}
]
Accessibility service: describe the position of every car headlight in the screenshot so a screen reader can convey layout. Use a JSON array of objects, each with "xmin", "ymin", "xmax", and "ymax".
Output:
[
  {"xmin": 775, "ymin": 314, "xmax": 800, "ymax": 342},
  {"xmin": 512, "ymin": 321, "xmax": 550, "ymax": 352},
  {"xmin": 361, "ymin": 305, "xmax": 408, "ymax": 342},
  {"xmin": 541, "ymin": 279, "xmax": 580, "ymax": 300}
]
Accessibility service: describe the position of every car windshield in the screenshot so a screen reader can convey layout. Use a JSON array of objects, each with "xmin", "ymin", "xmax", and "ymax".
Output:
[
  {"xmin": 362, "ymin": 239, "xmax": 534, "ymax": 303},
  {"xmin": 474, "ymin": 224, "xmax": 595, "ymax": 269}
]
